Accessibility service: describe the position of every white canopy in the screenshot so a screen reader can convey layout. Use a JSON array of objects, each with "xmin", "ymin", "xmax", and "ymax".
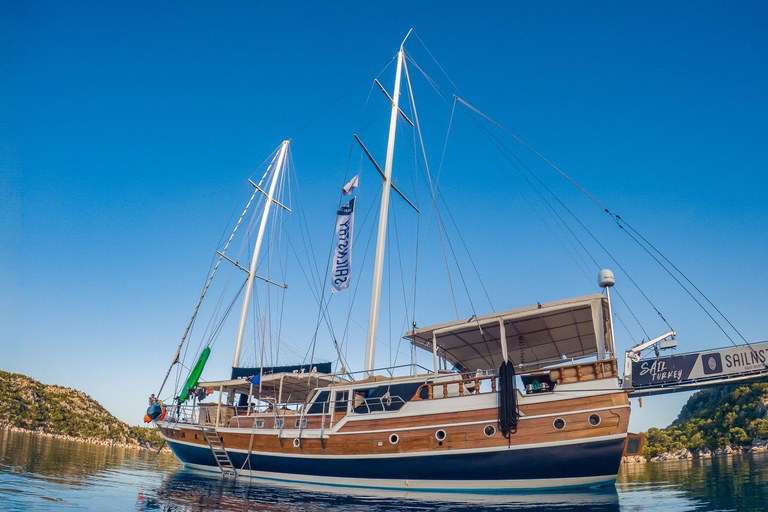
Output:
[
  {"xmin": 200, "ymin": 372, "xmax": 345, "ymax": 403},
  {"xmin": 406, "ymin": 294, "xmax": 613, "ymax": 372}
]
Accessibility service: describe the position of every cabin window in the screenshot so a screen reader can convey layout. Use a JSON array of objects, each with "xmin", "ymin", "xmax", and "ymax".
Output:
[
  {"xmin": 307, "ymin": 390, "xmax": 331, "ymax": 415},
  {"xmin": 292, "ymin": 438, "xmax": 301, "ymax": 448},
  {"xmin": 295, "ymin": 418, "xmax": 307, "ymax": 428},
  {"xmin": 275, "ymin": 419, "xmax": 284, "ymax": 428},
  {"xmin": 352, "ymin": 383, "xmax": 423, "ymax": 413},
  {"xmin": 484, "ymin": 425, "xmax": 496, "ymax": 437},
  {"xmin": 553, "ymin": 418, "xmax": 566, "ymax": 430},
  {"xmin": 588, "ymin": 414, "xmax": 601, "ymax": 426},
  {"xmin": 389, "ymin": 433, "xmax": 399, "ymax": 444},
  {"xmin": 435, "ymin": 429, "xmax": 447, "ymax": 441},
  {"xmin": 255, "ymin": 419, "xmax": 265, "ymax": 429},
  {"xmin": 333, "ymin": 391, "xmax": 350, "ymax": 414}
]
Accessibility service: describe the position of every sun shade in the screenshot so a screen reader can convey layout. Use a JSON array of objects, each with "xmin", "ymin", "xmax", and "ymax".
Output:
[{"xmin": 406, "ymin": 294, "xmax": 612, "ymax": 372}]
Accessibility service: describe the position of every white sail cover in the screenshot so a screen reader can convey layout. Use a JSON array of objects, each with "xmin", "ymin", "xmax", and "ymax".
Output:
[{"xmin": 406, "ymin": 294, "xmax": 613, "ymax": 372}]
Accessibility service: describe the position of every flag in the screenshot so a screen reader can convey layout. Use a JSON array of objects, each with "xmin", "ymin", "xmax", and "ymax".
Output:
[
  {"xmin": 331, "ymin": 198, "xmax": 355, "ymax": 293},
  {"xmin": 342, "ymin": 174, "xmax": 359, "ymax": 197}
]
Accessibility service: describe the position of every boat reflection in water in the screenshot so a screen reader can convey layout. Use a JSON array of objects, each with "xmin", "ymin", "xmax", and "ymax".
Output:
[{"xmin": 141, "ymin": 467, "xmax": 621, "ymax": 512}]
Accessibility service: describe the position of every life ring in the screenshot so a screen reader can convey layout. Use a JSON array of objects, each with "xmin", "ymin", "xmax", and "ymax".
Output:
[{"xmin": 158, "ymin": 407, "xmax": 167, "ymax": 421}]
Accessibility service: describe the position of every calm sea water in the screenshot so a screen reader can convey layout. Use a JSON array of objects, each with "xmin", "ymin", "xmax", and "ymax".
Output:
[{"xmin": 1, "ymin": 429, "xmax": 767, "ymax": 511}]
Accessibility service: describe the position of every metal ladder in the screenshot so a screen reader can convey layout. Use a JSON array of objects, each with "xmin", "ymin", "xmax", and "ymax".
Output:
[{"xmin": 201, "ymin": 428, "xmax": 237, "ymax": 478}]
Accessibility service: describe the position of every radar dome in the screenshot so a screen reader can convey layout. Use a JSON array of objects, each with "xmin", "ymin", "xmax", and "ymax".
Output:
[{"xmin": 598, "ymin": 269, "xmax": 615, "ymax": 288}]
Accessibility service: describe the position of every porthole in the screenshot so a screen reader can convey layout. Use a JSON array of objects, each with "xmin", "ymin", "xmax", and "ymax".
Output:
[
  {"xmin": 389, "ymin": 433, "xmax": 399, "ymax": 445},
  {"xmin": 553, "ymin": 418, "xmax": 566, "ymax": 430},
  {"xmin": 435, "ymin": 429, "xmax": 446, "ymax": 441},
  {"xmin": 484, "ymin": 425, "xmax": 496, "ymax": 437},
  {"xmin": 588, "ymin": 414, "xmax": 601, "ymax": 426},
  {"xmin": 293, "ymin": 438, "xmax": 301, "ymax": 448}
]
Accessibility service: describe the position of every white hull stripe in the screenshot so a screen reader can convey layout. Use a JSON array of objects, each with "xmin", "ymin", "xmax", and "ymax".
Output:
[{"xmin": 183, "ymin": 462, "xmax": 617, "ymax": 491}]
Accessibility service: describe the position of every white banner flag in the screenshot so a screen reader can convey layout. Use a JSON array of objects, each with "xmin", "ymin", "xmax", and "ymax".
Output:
[
  {"xmin": 331, "ymin": 198, "xmax": 355, "ymax": 293},
  {"xmin": 342, "ymin": 174, "xmax": 359, "ymax": 197}
]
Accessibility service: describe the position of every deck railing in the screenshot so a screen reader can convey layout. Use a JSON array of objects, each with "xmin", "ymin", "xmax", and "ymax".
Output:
[{"xmin": 413, "ymin": 358, "xmax": 619, "ymax": 400}]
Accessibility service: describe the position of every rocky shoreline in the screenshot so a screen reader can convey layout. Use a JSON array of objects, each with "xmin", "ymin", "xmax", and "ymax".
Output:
[
  {"xmin": 622, "ymin": 439, "xmax": 768, "ymax": 463},
  {"xmin": 0, "ymin": 423, "xmax": 171, "ymax": 453}
]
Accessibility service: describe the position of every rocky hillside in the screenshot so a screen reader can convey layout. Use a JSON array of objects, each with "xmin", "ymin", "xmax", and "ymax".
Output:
[
  {"xmin": 642, "ymin": 381, "xmax": 768, "ymax": 460},
  {"xmin": 0, "ymin": 370, "xmax": 164, "ymax": 449}
]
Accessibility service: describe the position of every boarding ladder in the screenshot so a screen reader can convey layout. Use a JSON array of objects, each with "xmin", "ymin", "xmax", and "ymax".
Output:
[{"xmin": 201, "ymin": 427, "xmax": 237, "ymax": 478}]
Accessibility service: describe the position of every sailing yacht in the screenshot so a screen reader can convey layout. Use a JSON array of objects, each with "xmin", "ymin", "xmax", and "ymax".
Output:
[{"xmin": 151, "ymin": 33, "xmax": 633, "ymax": 491}]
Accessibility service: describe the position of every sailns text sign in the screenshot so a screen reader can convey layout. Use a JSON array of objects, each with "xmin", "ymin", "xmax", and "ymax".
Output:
[{"xmin": 631, "ymin": 340, "xmax": 768, "ymax": 388}]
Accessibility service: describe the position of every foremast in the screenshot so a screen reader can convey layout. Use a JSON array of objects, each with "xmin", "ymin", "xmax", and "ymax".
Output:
[
  {"xmin": 232, "ymin": 140, "xmax": 290, "ymax": 368},
  {"xmin": 364, "ymin": 31, "xmax": 412, "ymax": 378}
]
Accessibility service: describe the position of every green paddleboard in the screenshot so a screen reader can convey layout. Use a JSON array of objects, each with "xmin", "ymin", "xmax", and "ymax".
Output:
[{"xmin": 179, "ymin": 346, "xmax": 211, "ymax": 402}]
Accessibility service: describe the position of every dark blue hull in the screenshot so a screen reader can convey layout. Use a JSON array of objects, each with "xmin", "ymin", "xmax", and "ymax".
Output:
[{"xmin": 165, "ymin": 435, "xmax": 625, "ymax": 491}]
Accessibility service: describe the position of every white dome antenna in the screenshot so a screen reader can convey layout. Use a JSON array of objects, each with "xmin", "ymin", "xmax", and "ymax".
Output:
[
  {"xmin": 598, "ymin": 269, "xmax": 615, "ymax": 288},
  {"xmin": 597, "ymin": 269, "xmax": 616, "ymax": 357}
]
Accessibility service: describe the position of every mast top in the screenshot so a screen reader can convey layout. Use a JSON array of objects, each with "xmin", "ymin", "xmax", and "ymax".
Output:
[{"xmin": 400, "ymin": 28, "xmax": 413, "ymax": 50}]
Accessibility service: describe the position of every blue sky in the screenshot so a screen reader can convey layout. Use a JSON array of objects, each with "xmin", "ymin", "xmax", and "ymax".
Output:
[{"xmin": 2, "ymin": 2, "xmax": 766, "ymax": 432}]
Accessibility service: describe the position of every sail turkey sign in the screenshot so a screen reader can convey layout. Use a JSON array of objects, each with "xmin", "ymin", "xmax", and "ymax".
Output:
[
  {"xmin": 331, "ymin": 197, "xmax": 355, "ymax": 293},
  {"xmin": 631, "ymin": 340, "xmax": 768, "ymax": 389}
]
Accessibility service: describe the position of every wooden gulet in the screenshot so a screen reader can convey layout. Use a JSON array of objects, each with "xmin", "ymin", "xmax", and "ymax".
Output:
[{"xmin": 155, "ymin": 33, "xmax": 634, "ymax": 492}]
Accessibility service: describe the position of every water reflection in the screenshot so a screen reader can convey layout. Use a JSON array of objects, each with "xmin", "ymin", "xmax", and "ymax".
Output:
[
  {"xmin": 145, "ymin": 469, "xmax": 621, "ymax": 511},
  {"xmin": 617, "ymin": 452, "xmax": 768, "ymax": 511},
  {"xmin": 2, "ymin": 429, "xmax": 767, "ymax": 511}
]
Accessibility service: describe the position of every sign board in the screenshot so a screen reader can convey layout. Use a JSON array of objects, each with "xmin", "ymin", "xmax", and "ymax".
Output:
[{"xmin": 631, "ymin": 340, "xmax": 768, "ymax": 388}]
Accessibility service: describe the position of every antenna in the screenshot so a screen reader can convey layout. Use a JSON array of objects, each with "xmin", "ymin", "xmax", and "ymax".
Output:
[{"xmin": 599, "ymin": 269, "xmax": 617, "ymax": 356}]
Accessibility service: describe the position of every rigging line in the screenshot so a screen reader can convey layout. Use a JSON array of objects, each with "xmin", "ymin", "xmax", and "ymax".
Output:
[
  {"xmin": 388, "ymin": 209, "xmax": 393, "ymax": 373},
  {"xmin": 403, "ymin": 56, "xmax": 460, "ymax": 320},
  {"xmin": 454, "ymin": 99, "xmax": 684, "ymax": 337},
  {"xmin": 497, "ymin": 156, "xmax": 597, "ymax": 290},
  {"xmin": 354, "ymin": 56, "xmax": 399, "ymax": 134},
  {"xmin": 274, "ymin": 165, "xmax": 293, "ymax": 367},
  {"xmin": 609, "ymin": 289, "xmax": 640, "ymax": 342},
  {"xmin": 207, "ymin": 279, "xmax": 248, "ymax": 350},
  {"xmin": 388, "ymin": 162, "xmax": 423, "ymax": 370},
  {"xmin": 290, "ymin": 188, "xmax": 322, "ymax": 302},
  {"xmin": 618, "ymin": 215, "xmax": 751, "ymax": 345},
  {"xmin": 462, "ymin": 110, "xmax": 602, "ymax": 272},
  {"xmin": 412, "ymin": 31, "xmax": 462, "ymax": 95},
  {"xmin": 435, "ymin": 187, "xmax": 480, "ymax": 315},
  {"xmin": 404, "ymin": 51, "xmax": 455, "ymax": 108},
  {"xmin": 258, "ymin": 170, "xmax": 286, "ymax": 370},
  {"xmin": 435, "ymin": 185, "xmax": 496, "ymax": 312},
  {"xmin": 455, "ymin": 96, "xmax": 608, "ymax": 212},
  {"xmin": 290, "ymin": 57, "xmax": 395, "ymax": 140},
  {"xmin": 157, "ymin": 184, "xmax": 262, "ymax": 397},
  {"xmin": 337, "ymin": 185, "xmax": 383, "ymax": 363},
  {"xmin": 615, "ymin": 217, "xmax": 760, "ymax": 358},
  {"xmin": 467, "ymin": 119, "xmax": 602, "ymax": 283},
  {"xmin": 304, "ymin": 140, "xmax": 366, "ymax": 367},
  {"xmin": 459, "ymin": 107, "xmax": 664, "ymax": 335}
]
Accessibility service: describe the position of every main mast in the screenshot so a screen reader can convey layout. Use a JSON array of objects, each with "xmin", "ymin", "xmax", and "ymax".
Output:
[
  {"xmin": 232, "ymin": 140, "xmax": 290, "ymax": 368},
  {"xmin": 364, "ymin": 34, "xmax": 410, "ymax": 378}
]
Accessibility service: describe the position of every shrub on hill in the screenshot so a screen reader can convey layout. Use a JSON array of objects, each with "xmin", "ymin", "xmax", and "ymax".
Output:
[
  {"xmin": 642, "ymin": 382, "xmax": 768, "ymax": 459},
  {"xmin": 0, "ymin": 370, "xmax": 163, "ymax": 449}
]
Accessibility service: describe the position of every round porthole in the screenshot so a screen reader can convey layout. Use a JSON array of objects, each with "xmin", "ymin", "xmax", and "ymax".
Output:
[
  {"xmin": 484, "ymin": 425, "xmax": 496, "ymax": 437},
  {"xmin": 293, "ymin": 438, "xmax": 301, "ymax": 448},
  {"xmin": 389, "ymin": 433, "xmax": 399, "ymax": 445},
  {"xmin": 435, "ymin": 429, "xmax": 447, "ymax": 441},
  {"xmin": 553, "ymin": 418, "xmax": 566, "ymax": 430},
  {"xmin": 588, "ymin": 414, "xmax": 601, "ymax": 426}
]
